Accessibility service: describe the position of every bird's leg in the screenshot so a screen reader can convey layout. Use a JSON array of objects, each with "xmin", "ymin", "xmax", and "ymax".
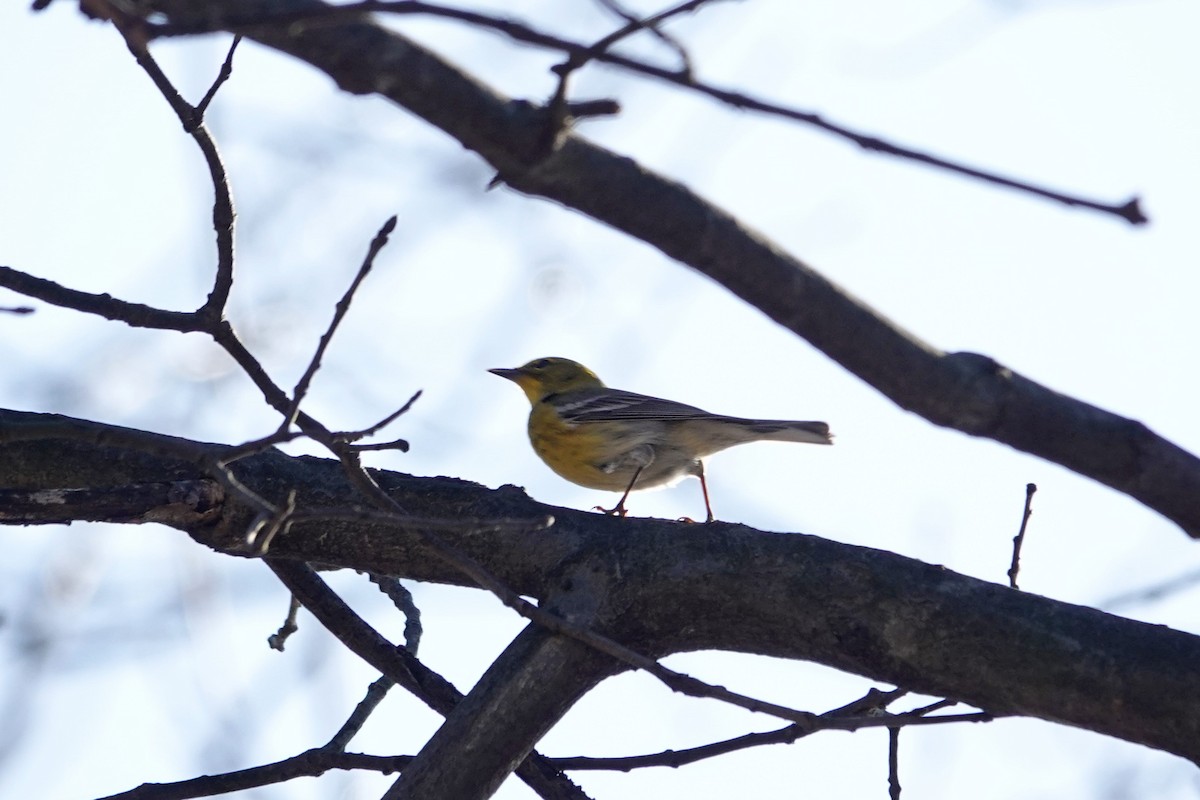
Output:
[
  {"xmin": 676, "ymin": 462, "xmax": 716, "ymax": 524},
  {"xmin": 697, "ymin": 461, "xmax": 715, "ymax": 523},
  {"xmin": 594, "ymin": 466, "xmax": 644, "ymax": 517}
]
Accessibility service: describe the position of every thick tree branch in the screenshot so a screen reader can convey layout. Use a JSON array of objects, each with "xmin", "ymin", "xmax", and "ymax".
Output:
[
  {"xmin": 386, "ymin": 624, "xmax": 617, "ymax": 800},
  {"xmin": 116, "ymin": 0, "xmax": 1199, "ymax": 536},
  {"xmin": 3, "ymin": 408, "xmax": 1199, "ymax": 765}
]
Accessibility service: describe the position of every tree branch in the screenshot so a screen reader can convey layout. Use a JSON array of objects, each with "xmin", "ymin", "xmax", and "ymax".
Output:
[
  {"xmin": 385, "ymin": 623, "xmax": 616, "ymax": 800},
  {"xmin": 4, "ymin": 408, "xmax": 1199, "ymax": 765}
]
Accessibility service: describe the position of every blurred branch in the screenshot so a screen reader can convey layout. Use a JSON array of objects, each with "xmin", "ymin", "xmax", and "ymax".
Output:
[{"xmin": 1101, "ymin": 566, "xmax": 1200, "ymax": 611}]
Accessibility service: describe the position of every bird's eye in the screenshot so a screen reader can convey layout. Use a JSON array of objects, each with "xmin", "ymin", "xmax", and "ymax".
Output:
[{"xmin": 531, "ymin": 358, "xmax": 551, "ymax": 370}]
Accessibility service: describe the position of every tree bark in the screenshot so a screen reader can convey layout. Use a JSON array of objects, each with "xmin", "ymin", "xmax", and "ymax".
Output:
[{"xmin": 3, "ymin": 408, "xmax": 1199, "ymax": 765}]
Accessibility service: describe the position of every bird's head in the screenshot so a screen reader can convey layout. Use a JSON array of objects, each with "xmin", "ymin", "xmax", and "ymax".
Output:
[{"xmin": 489, "ymin": 357, "xmax": 605, "ymax": 403}]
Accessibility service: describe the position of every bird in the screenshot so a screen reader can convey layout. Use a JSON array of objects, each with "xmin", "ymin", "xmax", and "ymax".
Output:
[{"xmin": 489, "ymin": 357, "xmax": 832, "ymax": 522}]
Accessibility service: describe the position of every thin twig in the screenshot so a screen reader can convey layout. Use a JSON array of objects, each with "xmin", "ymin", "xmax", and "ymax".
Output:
[
  {"xmin": 247, "ymin": 489, "xmax": 299, "ymax": 553},
  {"xmin": 96, "ymin": 749, "xmax": 412, "ymax": 800},
  {"xmin": 107, "ymin": 15, "xmax": 238, "ymax": 317},
  {"xmin": 287, "ymin": 216, "xmax": 398, "ymax": 428},
  {"xmin": 903, "ymin": 698, "xmax": 957, "ymax": 716},
  {"xmin": 0, "ymin": 266, "xmax": 204, "ymax": 331},
  {"xmin": 544, "ymin": 0, "xmax": 713, "ymax": 146},
  {"xmin": 368, "ymin": 574, "xmax": 423, "ymax": 653},
  {"xmin": 1007, "ymin": 483, "xmax": 1037, "ymax": 589},
  {"xmin": 334, "ymin": 388, "xmax": 423, "ymax": 446},
  {"xmin": 593, "ymin": 0, "xmax": 703, "ymax": 75},
  {"xmin": 554, "ymin": 686, "xmax": 906, "ymax": 770},
  {"xmin": 214, "ymin": 427, "xmax": 305, "ymax": 464},
  {"xmin": 888, "ymin": 726, "xmax": 901, "ymax": 800},
  {"xmin": 190, "ymin": 34, "xmax": 242, "ymax": 126},
  {"xmin": 554, "ymin": 694, "xmax": 993, "ymax": 771},
  {"xmin": 268, "ymin": 595, "xmax": 302, "ymax": 651},
  {"xmin": 347, "ymin": 437, "xmax": 413, "ymax": 453},
  {"xmin": 325, "ymin": 675, "xmax": 396, "ymax": 751}
]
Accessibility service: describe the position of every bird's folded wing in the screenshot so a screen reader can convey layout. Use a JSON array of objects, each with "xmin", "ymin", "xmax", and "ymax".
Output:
[{"xmin": 553, "ymin": 389, "xmax": 717, "ymax": 422}]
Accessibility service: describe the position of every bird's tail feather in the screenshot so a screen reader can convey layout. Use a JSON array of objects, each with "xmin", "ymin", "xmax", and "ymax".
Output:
[{"xmin": 743, "ymin": 419, "xmax": 833, "ymax": 445}]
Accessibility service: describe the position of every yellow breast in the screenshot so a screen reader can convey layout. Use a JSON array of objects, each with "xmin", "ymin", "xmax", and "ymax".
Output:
[{"xmin": 526, "ymin": 403, "xmax": 643, "ymax": 491}]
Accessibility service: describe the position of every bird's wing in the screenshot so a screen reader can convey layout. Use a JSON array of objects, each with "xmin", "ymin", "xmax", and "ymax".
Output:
[{"xmin": 552, "ymin": 389, "xmax": 715, "ymax": 423}]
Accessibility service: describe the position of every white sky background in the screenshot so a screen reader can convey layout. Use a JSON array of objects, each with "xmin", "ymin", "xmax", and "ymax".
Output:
[{"xmin": 2, "ymin": 0, "xmax": 1199, "ymax": 798}]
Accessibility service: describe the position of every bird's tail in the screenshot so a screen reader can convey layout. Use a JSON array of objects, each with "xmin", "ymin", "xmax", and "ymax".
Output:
[{"xmin": 742, "ymin": 419, "xmax": 833, "ymax": 445}]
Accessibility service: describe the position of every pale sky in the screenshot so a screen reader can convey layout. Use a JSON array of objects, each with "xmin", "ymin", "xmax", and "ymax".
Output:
[{"xmin": 2, "ymin": 1, "xmax": 1199, "ymax": 798}]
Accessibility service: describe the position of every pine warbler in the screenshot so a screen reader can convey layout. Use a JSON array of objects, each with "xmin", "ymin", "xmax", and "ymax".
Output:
[{"xmin": 490, "ymin": 357, "xmax": 832, "ymax": 522}]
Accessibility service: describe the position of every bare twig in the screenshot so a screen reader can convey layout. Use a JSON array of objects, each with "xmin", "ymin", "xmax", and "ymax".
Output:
[
  {"xmin": 268, "ymin": 595, "xmax": 302, "ymax": 651},
  {"xmin": 325, "ymin": 675, "xmax": 396, "ymax": 751},
  {"xmin": 190, "ymin": 34, "xmax": 242, "ymax": 125},
  {"xmin": 214, "ymin": 427, "xmax": 305, "ymax": 464},
  {"xmin": 1007, "ymin": 483, "xmax": 1038, "ymax": 589},
  {"xmin": 287, "ymin": 216, "xmax": 398, "ymax": 428},
  {"xmin": 334, "ymin": 389, "xmax": 423, "ymax": 446},
  {"xmin": 368, "ymin": 574, "xmax": 423, "ymax": 652},
  {"xmin": 593, "ymin": 0, "xmax": 698, "ymax": 74},
  {"xmin": 0, "ymin": 266, "xmax": 204, "ymax": 331},
  {"xmin": 347, "ymin": 437, "xmax": 413, "ymax": 453},
  {"xmin": 208, "ymin": 320, "xmax": 339, "ymax": 439},
  {"xmin": 95, "ymin": 749, "xmax": 412, "ymax": 800},
  {"xmin": 107, "ymin": 16, "xmax": 238, "ymax": 317},
  {"xmin": 888, "ymin": 726, "xmax": 901, "ymax": 800},
  {"xmin": 555, "ymin": 686, "xmax": 905, "ymax": 771},
  {"xmin": 543, "ymin": 0, "xmax": 713, "ymax": 148},
  {"xmin": 903, "ymin": 697, "xmax": 957, "ymax": 716},
  {"xmin": 0, "ymin": 304, "xmax": 34, "ymax": 314},
  {"xmin": 554, "ymin": 690, "xmax": 993, "ymax": 771},
  {"xmin": 242, "ymin": 489, "xmax": 297, "ymax": 553}
]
